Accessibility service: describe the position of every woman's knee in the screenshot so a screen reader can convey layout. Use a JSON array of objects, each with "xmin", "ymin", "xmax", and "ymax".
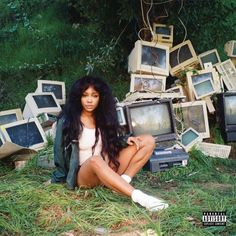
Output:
[
  {"xmin": 88, "ymin": 155, "xmax": 105, "ymax": 170},
  {"xmin": 141, "ymin": 135, "xmax": 155, "ymax": 150}
]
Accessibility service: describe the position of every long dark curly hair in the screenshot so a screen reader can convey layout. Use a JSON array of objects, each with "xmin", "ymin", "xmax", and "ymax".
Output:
[{"xmin": 59, "ymin": 75, "xmax": 122, "ymax": 170}]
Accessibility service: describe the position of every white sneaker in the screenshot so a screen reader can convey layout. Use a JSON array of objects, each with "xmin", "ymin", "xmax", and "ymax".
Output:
[{"xmin": 132, "ymin": 189, "xmax": 169, "ymax": 212}]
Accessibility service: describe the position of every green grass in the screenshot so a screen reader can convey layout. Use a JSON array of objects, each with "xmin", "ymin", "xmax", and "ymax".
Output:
[{"xmin": 0, "ymin": 148, "xmax": 235, "ymax": 235}]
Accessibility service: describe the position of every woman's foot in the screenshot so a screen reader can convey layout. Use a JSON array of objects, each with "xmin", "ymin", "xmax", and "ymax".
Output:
[{"xmin": 131, "ymin": 189, "xmax": 169, "ymax": 212}]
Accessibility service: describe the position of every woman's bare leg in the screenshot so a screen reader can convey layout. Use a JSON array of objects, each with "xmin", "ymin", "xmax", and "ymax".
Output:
[
  {"xmin": 77, "ymin": 139, "xmax": 169, "ymax": 211},
  {"xmin": 117, "ymin": 135, "xmax": 155, "ymax": 177},
  {"xmin": 77, "ymin": 155, "xmax": 134, "ymax": 196}
]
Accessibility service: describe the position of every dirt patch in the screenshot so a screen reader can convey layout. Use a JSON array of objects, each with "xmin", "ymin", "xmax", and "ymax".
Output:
[{"xmin": 199, "ymin": 182, "xmax": 232, "ymax": 191}]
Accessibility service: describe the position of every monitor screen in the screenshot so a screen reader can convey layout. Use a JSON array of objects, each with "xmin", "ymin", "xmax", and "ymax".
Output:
[
  {"xmin": 5, "ymin": 121, "xmax": 44, "ymax": 148},
  {"xmin": 155, "ymin": 26, "xmax": 170, "ymax": 36},
  {"xmin": 200, "ymin": 52, "xmax": 219, "ymax": 65},
  {"xmin": 125, "ymin": 100, "xmax": 176, "ymax": 141},
  {"xmin": 33, "ymin": 95, "xmax": 58, "ymax": 108},
  {"xmin": 42, "ymin": 83, "xmax": 63, "ymax": 99},
  {"xmin": 141, "ymin": 45, "xmax": 166, "ymax": 69},
  {"xmin": 132, "ymin": 77, "xmax": 164, "ymax": 92},
  {"xmin": 0, "ymin": 113, "xmax": 17, "ymax": 126},
  {"xmin": 170, "ymin": 44, "xmax": 193, "ymax": 68},
  {"xmin": 225, "ymin": 96, "xmax": 236, "ymax": 125}
]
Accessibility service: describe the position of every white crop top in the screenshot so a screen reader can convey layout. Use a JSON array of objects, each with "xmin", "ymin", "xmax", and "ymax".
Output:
[{"xmin": 79, "ymin": 127, "xmax": 102, "ymax": 165}]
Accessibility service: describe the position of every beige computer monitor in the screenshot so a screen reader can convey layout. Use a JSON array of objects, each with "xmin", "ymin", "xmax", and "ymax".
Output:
[
  {"xmin": 173, "ymin": 100, "xmax": 210, "ymax": 139},
  {"xmin": 169, "ymin": 40, "xmax": 199, "ymax": 76},
  {"xmin": 23, "ymin": 92, "xmax": 62, "ymax": 119},
  {"xmin": 128, "ymin": 40, "xmax": 169, "ymax": 76},
  {"xmin": 0, "ymin": 118, "xmax": 47, "ymax": 150},
  {"xmin": 36, "ymin": 80, "xmax": 66, "ymax": 105},
  {"xmin": 198, "ymin": 49, "xmax": 221, "ymax": 69}
]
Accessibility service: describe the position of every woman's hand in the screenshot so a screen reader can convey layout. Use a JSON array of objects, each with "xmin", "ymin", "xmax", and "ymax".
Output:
[{"xmin": 127, "ymin": 136, "xmax": 143, "ymax": 150}]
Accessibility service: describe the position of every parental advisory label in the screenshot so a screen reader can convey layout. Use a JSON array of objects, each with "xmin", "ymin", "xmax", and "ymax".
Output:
[{"xmin": 202, "ymin": 211, "xmax": 227, "ymax": 226}]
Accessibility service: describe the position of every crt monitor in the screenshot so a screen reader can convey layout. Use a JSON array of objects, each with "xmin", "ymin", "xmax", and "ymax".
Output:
[
  {"xmin": 173, "ymin": 100, "xmax": 210, "ymax": 139},
  {"xmin": 125, "ymin": 99, "xmax": 177, "ymax": 142},
  {"xmin": 128, "ymin": 40, "xmax": 169, "ymax": 76},
  {"xmin": 0, "ymin": 108, "xmax": 23, "ymax": 126},
  {"xmin": 216, "ymin": 91, "xmax": 236, "ymax": 142},
  {"xmin": 23, "ymin": 92, "xmax": 62, "ymax": 119},
  {"xmin": 180, "ymin": 127, "xmax": 202, "ymax": 152},
  {"xmin": 186, "ymin": 69, "xmax": 217, "ymax": 100},
  {"xmin": 169, "ymin": 40, "xmax": 198, "ymax": 76},
  {"xmin": 198, "ymin": 49, "xmax": 221, "ymax": 69},
  {"xmin": 0, "ymin": 118, "xmax": 47, "ymax": 150},
  {"xmin": 37, "ymin": 80, "xmax": 66, "ymax": 105},
  {"xmin": 224, "ymin": 40, "xmax": 236, "ymax": 57},
  {"xmin": 152, "ymin": 23, "xmax": 174, "ymax": 44}
]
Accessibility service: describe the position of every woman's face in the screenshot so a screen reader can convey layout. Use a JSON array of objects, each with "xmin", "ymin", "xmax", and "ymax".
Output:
[{"xmin": 81, "ymin": 86, "xmax": 100, "ymax": 113}]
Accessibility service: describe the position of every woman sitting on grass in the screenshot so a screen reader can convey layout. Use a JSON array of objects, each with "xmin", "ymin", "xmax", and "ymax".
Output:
[{"xmin": 51, "ymin": 75, "xmax": 169, "ymax": 212}]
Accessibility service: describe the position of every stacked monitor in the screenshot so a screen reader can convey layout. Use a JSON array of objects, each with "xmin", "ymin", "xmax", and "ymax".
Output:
[
  {"xmin": 23, "ymin": 92, "xmax": 62, "ymax": 119},
  {"xmin": 152, "ymin": 23, "xmax": 174, "ymax": 48},
  {"xmin": 169, "ymin": 40, "xmax": 199, "ymax": 76},
  {"xmin": 186, "ymin": 69, "xmax": 219, "ymax": 100},
  {"xmin": 128, "ymin": 40, "xmax": 169, "ymax": 76},
  {"xmin": 0, "ymin": 79, "xmax": 66, "ymax": 152},
  {"xmin": 198, "ymin": 49, "xmax": 221, "ymax": 69},
  {"xmin": 216, "ymin": 91, "xmax": 236, "ymax": 142},
  {"xmin": 173, "ymin": 100, "xmax": 210, "ymax": 139},
  {"xmin": 36, "ymin": 80, "xmax": 66, "ymax": 105},
  {"xmin": 216, "ymin": 59, "xmax": 236, "ymax": 91}
]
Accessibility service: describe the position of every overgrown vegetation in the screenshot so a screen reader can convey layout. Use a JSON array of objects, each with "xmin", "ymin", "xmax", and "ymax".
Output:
[{"xmin": 1, "ymin": 0, "xmax": 236, "ymax": 235}]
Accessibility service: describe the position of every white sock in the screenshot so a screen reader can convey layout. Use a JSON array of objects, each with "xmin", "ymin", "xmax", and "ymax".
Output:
[
  {"xmin": 131, "ymin": 189, "xmax": 169, "ymax": 212},
  {"xmin": 121, "ymin": 174, "xmax": 132, "ymax": 184}
]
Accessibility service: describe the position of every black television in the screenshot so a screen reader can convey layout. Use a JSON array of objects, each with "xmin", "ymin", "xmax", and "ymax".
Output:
[
  {"xmin": 125, "ymin": 99, "xmax": 177, "ymax": 142},
  {"xmin": 216, "ymin": 91, "xmax": 236, "ymax": 142}
]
